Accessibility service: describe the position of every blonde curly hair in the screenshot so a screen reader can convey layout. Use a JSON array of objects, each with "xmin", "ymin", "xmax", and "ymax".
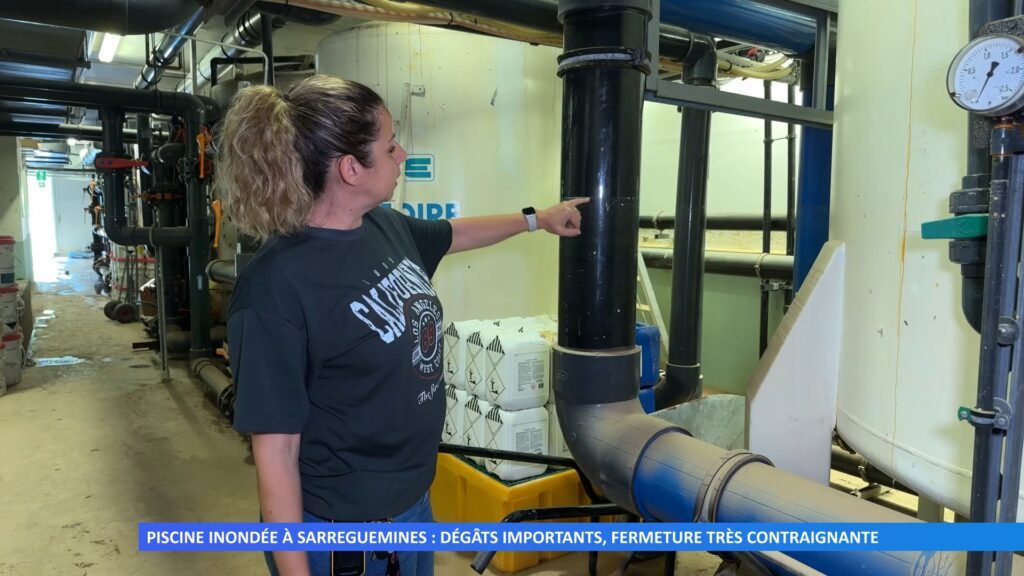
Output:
[{"xmin": 217, "ymin": 75, "xmax": 384, "ymax": 238}]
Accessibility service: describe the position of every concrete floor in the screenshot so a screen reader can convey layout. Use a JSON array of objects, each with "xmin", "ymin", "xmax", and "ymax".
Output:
[{"xmin": 0, "ymin": 258, "xmax": 722, "ymax": 576}]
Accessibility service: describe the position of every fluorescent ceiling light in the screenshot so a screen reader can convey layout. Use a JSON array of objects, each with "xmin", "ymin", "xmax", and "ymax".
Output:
[{"xmin": 98, "ymin": 33, "xmax": 122, "ymax": 63}]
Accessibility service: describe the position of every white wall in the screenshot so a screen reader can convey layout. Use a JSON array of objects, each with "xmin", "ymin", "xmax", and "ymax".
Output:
[{"xmin": 0, "ymin": 137, "xmax": 31, "ymax": 280}]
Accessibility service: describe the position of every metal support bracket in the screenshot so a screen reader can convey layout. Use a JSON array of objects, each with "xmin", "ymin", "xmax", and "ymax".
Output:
[{"xmin": 959, "ymin": 398, "xmax": 1013, "ymax": 431}]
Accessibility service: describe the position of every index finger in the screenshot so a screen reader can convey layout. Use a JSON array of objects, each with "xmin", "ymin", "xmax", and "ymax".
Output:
[{"xmin": 564, "ymin": 197, "xmax": 591, "ymax": 207}]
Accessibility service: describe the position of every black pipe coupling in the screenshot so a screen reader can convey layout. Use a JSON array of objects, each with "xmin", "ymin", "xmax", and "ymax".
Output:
[
  {"xmin": 556, "ymin": 46, "xmax": 651, "ymax": 76},
  {"xmin": 552, "ymin": 344, "xmax": 639, "ymax": 405}
]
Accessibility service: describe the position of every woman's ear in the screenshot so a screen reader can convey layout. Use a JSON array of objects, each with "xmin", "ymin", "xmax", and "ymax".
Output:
[{"xmin": 335, "ymin": 154, "xmax": 362, "ymax": 187}]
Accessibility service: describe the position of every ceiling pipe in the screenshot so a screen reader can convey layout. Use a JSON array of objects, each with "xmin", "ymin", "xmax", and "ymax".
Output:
[
  {"xmin": 0, "ymin": 121, "xmax": 137, "ymax": 142},
  {"xmin": 409, "ymin": 0, "xmax": 815, "ymax": 55},
  {"xmin": 135, "ymin": 7, "xmax": 206, "ymax": 90},
  {"xmin": 0, "ymin": 0, "xmax": 202, "ymax": 35}
]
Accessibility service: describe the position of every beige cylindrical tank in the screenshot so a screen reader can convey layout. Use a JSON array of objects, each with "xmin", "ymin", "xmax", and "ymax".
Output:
[
  {"xmin": 316, "ymin": 23, "xmax": 563, "ymax": 322},
  {"xmin": 832, "ymin": 0, "xmax": 1023, "ymax": 516}
]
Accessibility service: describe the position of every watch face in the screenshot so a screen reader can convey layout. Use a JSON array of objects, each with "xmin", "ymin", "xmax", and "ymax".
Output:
[{"xmin": 523, "ymin": 207, "xmax": 536, "ymax": 215}]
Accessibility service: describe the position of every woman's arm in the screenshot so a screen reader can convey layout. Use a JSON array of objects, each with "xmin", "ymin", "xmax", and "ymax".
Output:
[
  {"xmin": 448, "ymin": 198, "xmax": 590, "ymax": 254},
  {"xmin": 252, "ymin": 433, "xmax": 309, "ymax": 576}
]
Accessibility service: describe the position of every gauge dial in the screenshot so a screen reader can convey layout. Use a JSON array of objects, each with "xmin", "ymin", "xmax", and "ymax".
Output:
[{"xmin": 948, "ymin": 34, "xmax": 1024, "ymax": 117}]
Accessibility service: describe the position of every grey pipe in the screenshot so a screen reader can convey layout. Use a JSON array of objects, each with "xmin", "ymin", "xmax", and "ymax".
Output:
[
  {"xmin": 0, "ymin": 122, "xmax": 137, "ymax": 143},
  {"xmin": 641, "ymin": 249, "xmax": 793, "ymax": 281},
  {"xmin": 135, "ymin": 8, "xmax": 206, "ymax": 90},
  {"xmin": 0, "ymin": 0, "xmax": 200, "ymax": 35},
  {"xmin": 206, "ymin": 259, "xmax": 236, "ymax": 285},
  {"xmin": 192, "ymin": 358, "xmax": 234, "ymax": 419}
]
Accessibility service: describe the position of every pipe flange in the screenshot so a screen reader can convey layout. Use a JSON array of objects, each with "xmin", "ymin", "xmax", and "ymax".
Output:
[
  {"xmin": 693, "ymin": 449, "xmax": 775, "ymax": 523},
  {"xmin": 557, "ymin": 47, "xmax": 651, "ymax": 77}
]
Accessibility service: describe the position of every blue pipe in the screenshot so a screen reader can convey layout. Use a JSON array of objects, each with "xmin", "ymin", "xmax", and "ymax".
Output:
[
  {"xmin": 660, "ymin": 0, "xmax": 817, "ymax": 55},
  {"xmin": 631, "ymin": 430, "xmax": 976, "ymax": 575},
  {"xmin": 793, "ymin": 86, "xmax": 834, "ymax": 291}
]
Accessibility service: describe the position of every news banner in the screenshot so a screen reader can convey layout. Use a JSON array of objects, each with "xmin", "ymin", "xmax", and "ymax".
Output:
[{"xmin": 139, "ymin": 523, "xmax": 1024, "ymax": 552}]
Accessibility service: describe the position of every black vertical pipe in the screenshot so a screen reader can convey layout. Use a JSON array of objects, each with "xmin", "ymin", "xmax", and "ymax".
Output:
[
  {"xmin": 658, "ymin": 107, "xmax": 712, "ymax": 403},
  {"xmin": 995, "ymin": 152, "xmax": 1024, "ymax": 576},
  {"xmin": 785, "ymin": 84, "xmax": 796, "ymax": 308},
  {"xmin": 185, "ymin": 108, "xmax": 211, "ymax": 359},
  {"xmin": 136, "ymin": 114, "xmax": 154, "ymax": 229},
  {"xmin": 653, "ymin": 36, "xmax": 716, "ymax": 410},
  {"xmin": 557, "ymin": 0, "xmax": 649, "ymax": 351},
  {"xmin": 968, "ymin": 125, "xmax": 1024, "ymax": 576},
  {"xmin": 760, "ymin": 81, "xmax": 772, "ymax": 356},
  {"xmin": 100, "ymin": 108, "xmax": 127, "ymax": 236},
  {"xmin": 965, "ymin": 3, "xmax": 1013, "ymax": 575},
  {"xmin": 260, "ymin": 12, "xmax": 275, "ymax": 87}
]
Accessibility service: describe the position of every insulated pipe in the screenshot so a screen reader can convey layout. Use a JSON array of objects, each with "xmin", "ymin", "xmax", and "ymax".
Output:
[
  {"xmin": 653, "ymin": 34, "xmax": 716, "ymax": 409},
  {"xmin": 135, "ymin": 7, "xmax": 206, "ymax": 90},
  {"xmin": 0, "ymin": 0, "xmax": 201, "ymax": 35},
  {"xmin": 551, "ymin": 2, "xmax": 993, "ymax": 575}
]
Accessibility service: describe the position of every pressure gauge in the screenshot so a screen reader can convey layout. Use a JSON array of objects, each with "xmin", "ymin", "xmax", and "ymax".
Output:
[{"xmin": 948, "ymin": 34, "xmax": 1024, "ymax": 117}]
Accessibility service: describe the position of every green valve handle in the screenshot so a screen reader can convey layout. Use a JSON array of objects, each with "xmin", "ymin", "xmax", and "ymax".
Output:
[{"xmin": 921, "ymin": 214, "xmax": 988, "ymax": 240}]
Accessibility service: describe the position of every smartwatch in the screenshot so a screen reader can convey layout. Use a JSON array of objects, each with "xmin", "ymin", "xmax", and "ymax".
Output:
[{"xmin": 522, "ymin": 206, "xmax": 538, "ymax": 232}]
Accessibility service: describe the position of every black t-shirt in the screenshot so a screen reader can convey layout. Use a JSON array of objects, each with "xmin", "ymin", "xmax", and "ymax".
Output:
[{"xmin": 229, "ymin": 207, "xmax": 452, "ymax": 521}]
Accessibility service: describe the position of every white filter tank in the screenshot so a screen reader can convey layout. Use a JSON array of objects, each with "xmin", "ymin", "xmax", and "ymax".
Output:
[{"xmin": 831, "ymin": 0, "xmax": 1023, "ymax": 516}]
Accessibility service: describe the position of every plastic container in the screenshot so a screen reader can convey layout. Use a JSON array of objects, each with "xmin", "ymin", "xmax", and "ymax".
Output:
[
  {"xmin": 0, "ymin": 237, "xmax": 14, "ymax": 285},
  {"xmin": 3, "ymin": 331, "xmax": 22, "ymax": 386},
  {"xmin": 442, "ymin": 320, "xmax": 483, "ymax": 390},
  {"xmin": 442, "ymin": 385, "xmax": 468, "ymax": 444},
  {"xmin": 483, "ymin": 331, "xmax": 550, "ymax": 410},
  {"xmin": 465, "ymin": 324, "xmax": 502, "ymax": 397},
  {"xmin": 545, "ymin": 402, "xmax": 570, "ymax": 458},
  {"xmin": 0, "ymin": 285, "xmax": 18, "ymax": 335},
  {"xmin": 430, "ymin": 454, "xmax": 590, "ymax": 573},
  {"xmin": 636, "ymin": 323, "xmax": 661, "ymax": 388},
  {"xmin": 463, "ymin": 395, "xmax": 492, "ymax": 464},
  {"xmin": 484, "ymin": 405, "xmax": 548, "ymax": 481}
]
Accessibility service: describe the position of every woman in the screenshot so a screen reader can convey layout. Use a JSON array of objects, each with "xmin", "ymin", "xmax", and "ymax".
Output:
[{"xmin": 218, "ymin": 74, "xmax": 586, "ymax": 576}]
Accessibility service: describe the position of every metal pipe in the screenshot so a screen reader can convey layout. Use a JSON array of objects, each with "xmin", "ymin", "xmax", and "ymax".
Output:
[
  {"xmin": 759, "ymin": 80, "xmax": 772, "ymax": 356},
  {"xmin": 157, "ymin": 245, "xmax": 170, "ymax": 382},
  {"xmin": 0, "ymin": 0, "xmax": 201, "ymax": 35},
  {"xmin": 785, "ymin": 84, "xmax": 796, "ymax": 307},
  {"xmin": 639, "ymin": 213, "xmax": 786, "ymax": 231},
  {"xmin": 652, "ymin": 32, "xmax": 715, "ymax": 410},
  {"xmin": 640, "ymin": 250, "xmax": 793, "ymax": 289},
  {"xmin": 192, "ymin": 358, "xmax": 234, "ymax": 419},
  {"xmin": 830, "ymin": 446, "xmax": 915, "ymax": 494},
  {"xmin": 0, "ymin": 77, "xmax": 219, "ymax": 120},
  {"xmin": 0, "ymin": 122, "xmax": 137, "ymax": 142},
  {"xmin": 260, "ymin": 12, "xmax": 276, "ymax": 87},
  {"xmin": 134, "ymin": 8, "xmax": 206, "ymax": 90},
  {"xmin": 206, "ymin": 259, "xmax": 236, "ymax": 285}
]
